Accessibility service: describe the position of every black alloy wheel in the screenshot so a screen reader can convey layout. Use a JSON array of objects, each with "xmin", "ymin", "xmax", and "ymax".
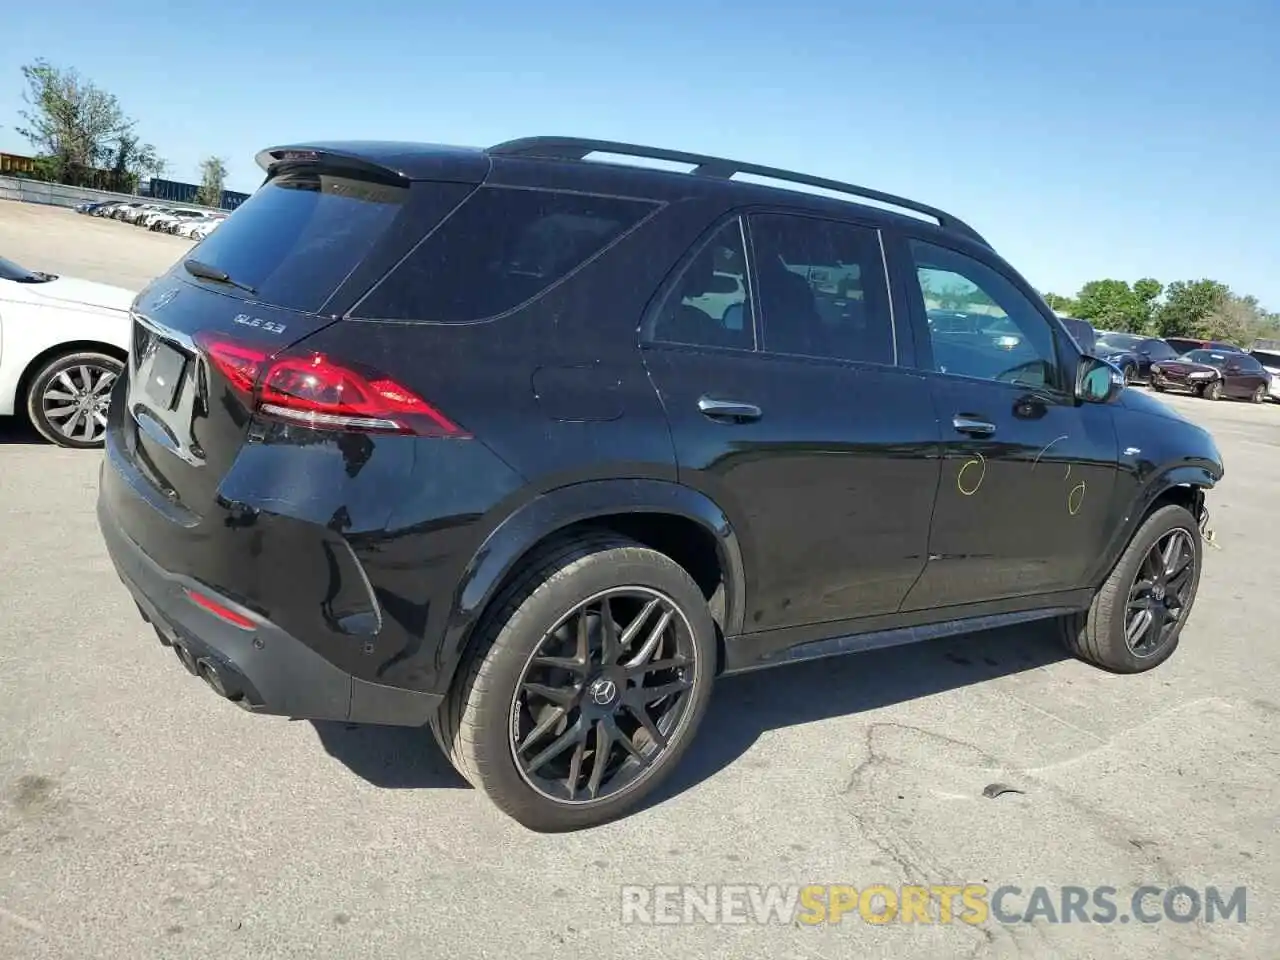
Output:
[
  {"xmin": 509, "ymin": 586, "xmax": 697, "ymax": 804},
  {"xmin": 1124, "ymin": 528, "xmax": 1196, "ymax": 659}
]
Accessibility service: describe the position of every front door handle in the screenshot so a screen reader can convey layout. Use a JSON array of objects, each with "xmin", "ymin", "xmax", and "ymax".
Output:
[
  {"xmin": 698, "ymin": 396, "xmax": 762, "ymax": 423},
  {"xmin": 952, "ymin": 415, "xmax": 996, "ymax": 437}
]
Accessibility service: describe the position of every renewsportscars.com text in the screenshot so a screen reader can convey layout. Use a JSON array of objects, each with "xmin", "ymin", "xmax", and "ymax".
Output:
[{"xmin": 619, "ymin": 884, "xmax": 1247, "ymax": 926}]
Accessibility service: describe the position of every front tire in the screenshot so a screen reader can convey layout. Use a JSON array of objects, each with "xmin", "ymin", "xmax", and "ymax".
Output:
[
  {"xmin": 1251, "ymin": 384, "xmax": 1266, "ymax": 404},
  {"xmin": 1202, "ymin": 380, "xmax": 1224, "ymax": 401},
  {"xmin": 1060, "ymin": 504, "xmax": 1203, "ymax": 673},
  {"xmin": 25, "ymin": 351, "xmax": 122, "ymax": 448},
  {"xmin": 432, "ymin": 532, "xmax": 717, "ymax": 832}
]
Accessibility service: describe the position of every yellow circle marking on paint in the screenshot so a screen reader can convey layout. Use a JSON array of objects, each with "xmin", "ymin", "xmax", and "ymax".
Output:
[
  {"xmin": 1068, "ymin": 481, "xmax": 1086, "ymax": 516},
  {"xmin": 957, "ymin": 454, "xmax": 986, "ymax": 497}
]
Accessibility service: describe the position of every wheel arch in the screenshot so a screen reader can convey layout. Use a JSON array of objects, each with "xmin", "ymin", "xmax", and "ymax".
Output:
[
  {"xmin": 1088, "ymin": 463, "xmax": 1217, "ymax": 589},
  {"xmin": 16, "ymin": 340, "xmax": 128, "ymax": 416},
  {"xmin": 439, "ymin": 478, "xmax": 747, "ymax": 691}
]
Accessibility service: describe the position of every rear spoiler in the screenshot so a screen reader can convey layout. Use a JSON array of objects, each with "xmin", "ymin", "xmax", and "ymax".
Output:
[{"xmin": 254, "ymin": 142, "xmax": 490, "ymax": 186}]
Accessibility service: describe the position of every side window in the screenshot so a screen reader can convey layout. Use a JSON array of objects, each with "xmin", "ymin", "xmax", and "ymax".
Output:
[
  {"xmin": 909, "ymin": 239, "xmax": 1060, "ymax": 390},
  {"xmin": 649, "ymin": 219, "xmax": 754, "ymax": 350},
  {"xmin": 1145, "ymin": 340, "xmax": 1179, "ymax": 361},
  {"xmin": 354, "ymin": 186, "xmax": 656, "ymax": 323},
  {"xmin": 749, "ymin": 214, "xmax": 894, "ymax": 364}
]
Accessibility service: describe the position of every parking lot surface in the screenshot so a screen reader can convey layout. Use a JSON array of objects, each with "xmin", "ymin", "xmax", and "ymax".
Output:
[{"xmin": 1, "ymin": 201, "xmax": 1276, "ymax": 959}]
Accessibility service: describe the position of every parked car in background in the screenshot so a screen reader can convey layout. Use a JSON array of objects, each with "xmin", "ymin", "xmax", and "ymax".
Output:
[
  {"xmin": 1164, "ymin": 337, "xmax": 1243, "ymax": 354},
  {"xmin": 0, "ymin": 255, "xmax": 133, "ymax": 447},
  {"xmin": 150, "ymin": 209, "xmax": 209, "ymax": 233},
  {"xmin": 1093, "ymin": 332, "xmax": 1181, "ymax": 384},
  {"xmin": 1247, "ymin": 345, "xmax": 1280, "ymax": 401},
  {"xmin": 1150, "ymin": 348, "xmax": 1270, "ymax": 402},
  {"xmin": 175, "ymin": 214, "xmax": 226, "ymax": 239},
  {"xmin": 187, "ymin": 216, "xmax": 226, "ymax": 241},
  {"xmin": 97, "ymin": 135, "xmax": 1222, "ymax": 832}
]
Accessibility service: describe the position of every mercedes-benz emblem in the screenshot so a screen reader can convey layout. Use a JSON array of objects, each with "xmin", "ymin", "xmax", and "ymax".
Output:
[
  {"xmin": 589, "ymin": 678, "xmax": 617, "ymax": 706},
  {"xmin": 1151, "ymin": 584, "xmax": 1166, "ymax": 602}
]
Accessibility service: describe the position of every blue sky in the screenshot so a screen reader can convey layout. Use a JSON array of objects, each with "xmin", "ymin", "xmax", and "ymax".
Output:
[{"xmin": 2, "ymin": 0, "xmax": 1277, "ymax": 307}]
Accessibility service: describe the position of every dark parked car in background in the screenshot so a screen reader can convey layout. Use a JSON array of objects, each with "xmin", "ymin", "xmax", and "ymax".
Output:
[
  {"xmin": 97, "ymin": 135, "xmax": 1223, "ymax": 831},
  {"xmin": 1247, "ymin": 346, "xmax": 1280, "ymax": 402},
  {"xmin": 1093, "ymin": 332, "xmax": 1181, "ymax": 384},
  {"xmin": 1151, "ymin": 349, "xmax": 1270, "ymax": 402},
  {"xmin": 1164, "ymin": 337, "xmax": 1243, "ymax": 355}
]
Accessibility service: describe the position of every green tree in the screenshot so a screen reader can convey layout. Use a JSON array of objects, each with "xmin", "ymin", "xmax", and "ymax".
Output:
[
  {"xmin": 1041, "ymin": 292, "xmax": 1078, "ymax": 315},
  {"xmin": 109, "ymin": 134, "xmax": 166, "ymax": 194},
  {"xmin": 1073, "ymin": 279, "xmax": 1147, "ymax": 333},
  {"xmin": 194, "ymin": 155, "xmax": 227, "ymax": 207},
  {"xmin": 15, "ymin": 59, "xmax": 134, "ymax": 185},
  {"xmin": 1154, "ymin": 279, "xmax": 1230, "ymax": 338},
  {"xmin": 1133, "ymin": 278, "xmax": 1163, "ymax": 327}
]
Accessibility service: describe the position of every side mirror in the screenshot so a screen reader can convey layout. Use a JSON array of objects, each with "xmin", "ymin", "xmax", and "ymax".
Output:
[{"xmin": 1076, "ymin": 356, "xmax": 1123, "ymax": 404}]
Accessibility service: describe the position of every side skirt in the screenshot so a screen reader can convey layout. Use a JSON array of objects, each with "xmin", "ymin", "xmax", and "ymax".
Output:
[{"xmin": 721, "ymin": 592, "xmax": 1092, "ymax": 676}]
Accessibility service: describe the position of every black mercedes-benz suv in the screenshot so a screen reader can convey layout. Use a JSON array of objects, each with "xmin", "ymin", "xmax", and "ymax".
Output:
[{"xmin": 97, "ymin": 137, "xmax": 1223, "ymax": 831}]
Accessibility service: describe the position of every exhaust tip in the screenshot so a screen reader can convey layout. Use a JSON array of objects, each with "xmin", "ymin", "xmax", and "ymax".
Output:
[
  {"xmin": 196, "ymin": 658, "xmax": 243, "ymax": 702},
  {"xmin": 172, "ymin": 643, "xmax": 199, "ymax": 675}
]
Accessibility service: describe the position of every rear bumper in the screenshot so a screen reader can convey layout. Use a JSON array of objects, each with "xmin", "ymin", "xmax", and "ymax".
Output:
[{"xmin": 97, "ymin": 492, "xmax": 443, "ymax": 726}]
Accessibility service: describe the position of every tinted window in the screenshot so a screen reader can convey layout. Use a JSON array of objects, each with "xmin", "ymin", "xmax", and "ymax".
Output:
[
  {"xmin": 1143, "ymin": 340, "xmax": 1179, "ymax": 361},
  {"xmin": 188, "ymin": 170, "xmax": 411, "ymax": 313},
  {"xmin": 750, "ymin": 214, "xmax": 893, "ymax": 364},
  {"xmin": 355, "ymin": 186, "xmax": 656, "ymax": 323},
  {"xmin": 0, "ymin": 256, "xmax": 41, "ymax": 282},
  {"xmin": 648, "ymin": 219, "xmax": 753, "ymax": 350},
  {"xmin": 1236, "ymin": 356, "xmax": 1262, "ymax": 372},
  {"xmin": 909, "ymin": 239, "xmax": 1060, "ymax": 390},
  {"xmin": 1251, "ymin": 350, "xmax": 1280, "ymax": 368}
]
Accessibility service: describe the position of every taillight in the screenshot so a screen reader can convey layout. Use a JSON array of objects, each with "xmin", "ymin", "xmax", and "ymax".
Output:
[{"xmin": 195, "ymin": 334, "xmax": 469, "ymax": 438}]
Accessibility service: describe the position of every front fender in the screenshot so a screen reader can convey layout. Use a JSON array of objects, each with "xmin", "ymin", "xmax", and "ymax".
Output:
[
  {"xmin": 1088, "ymin": 457, "xmax": 1222, "ymax": 588},
  {"xmin": 438, "ymin": 478, "xmax": 746, "ymax": 689}
]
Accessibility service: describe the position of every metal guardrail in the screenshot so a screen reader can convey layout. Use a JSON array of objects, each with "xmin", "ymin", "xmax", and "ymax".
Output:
[{"xmin": 0, "ymin": 175, "xmax": 220, "ymax": 213}]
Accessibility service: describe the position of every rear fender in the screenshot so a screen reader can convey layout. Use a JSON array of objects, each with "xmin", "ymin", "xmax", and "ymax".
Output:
[{"xmin": 438, "ymin": 478, "xmax": 745, "ymax": 689}]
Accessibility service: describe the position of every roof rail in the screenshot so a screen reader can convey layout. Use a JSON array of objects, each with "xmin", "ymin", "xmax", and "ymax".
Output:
[{"xmin": 488, "ymin": 136, "xmax": 990, "ymax": 247}]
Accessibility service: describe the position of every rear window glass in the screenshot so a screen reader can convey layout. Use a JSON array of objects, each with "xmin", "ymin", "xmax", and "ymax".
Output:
[
  {"xmin": 1252, "ymin": 350, "xmax": 1280, "ymax": 367},
  {"xmin": 353, "ymin": 186, "xmax": 657, "ymax": 323},
  {"xmin": 187, "ymin": 170, "xmax": 410, "ymax": 313}
]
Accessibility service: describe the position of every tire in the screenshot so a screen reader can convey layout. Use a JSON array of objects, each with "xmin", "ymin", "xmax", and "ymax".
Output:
[
  {"xmin": 432, "ymin": 531, "xmax": 717, "ymax": 832},
  {"xmin": 1151, "ymin": 382, "xmax": 1165, "ymax": 393},
  {"xmin": 1123, "ymin": 364, "xmax": 1137, "ymax": 385},
  {"xmin": 1059, "ymin": 503, "xmax": 1203, "ymax": 673},
  {"xmin": 25, "ymin": 350, "xmax": 123, "ymax": 449},
  {"xmin": 1251, "ymin": 384, "xmax": 1266, "ymax": 404},
  {"xmin": 1203, "ymin": 380, "xmax": 1223, "ymax": 401}
]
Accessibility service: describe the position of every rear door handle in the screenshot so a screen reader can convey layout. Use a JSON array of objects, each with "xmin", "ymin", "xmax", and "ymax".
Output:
[
  {"xmin": 698, "ymin": 396, "xmax": 762, "ymax": 422},
  {"xmin": 952, "ymin": 415, "xmax": 996, "ymax": 437}
]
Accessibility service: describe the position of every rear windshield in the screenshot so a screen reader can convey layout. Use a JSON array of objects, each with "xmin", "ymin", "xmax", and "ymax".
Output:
[
  {"xmin": 352, "ymin": 186, "xmax": 658, "ymax": 323},
  {"xmin": 186, "ymin": 170, "xmax": 410, "ymax": 313}
]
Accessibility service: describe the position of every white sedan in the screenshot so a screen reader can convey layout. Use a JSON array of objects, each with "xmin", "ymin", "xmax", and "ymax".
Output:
[{"xmin": 0, "ymin": 255, "xmax": 135, "ymax": 448}]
